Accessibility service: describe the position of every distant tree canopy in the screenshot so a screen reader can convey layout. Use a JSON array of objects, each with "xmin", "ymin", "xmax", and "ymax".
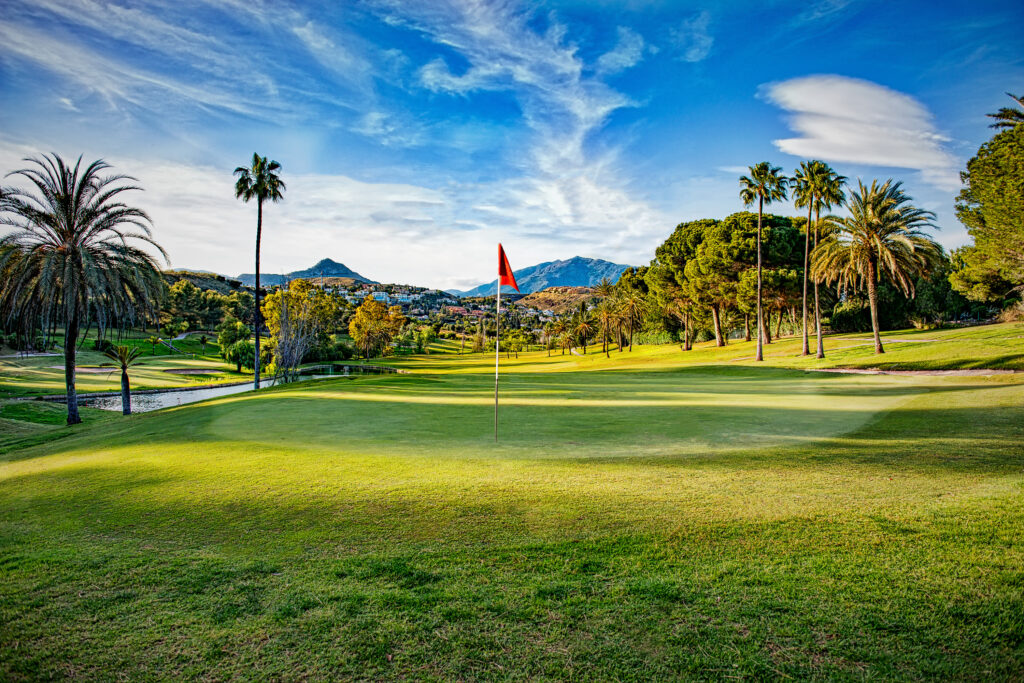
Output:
[
  {"xmin": 951, "ymin": 124, "xmax": 1024, "ymax": 303},
  {"xmin": 348, "ymin": 296, "xmax": 406, "ymax": 358}
]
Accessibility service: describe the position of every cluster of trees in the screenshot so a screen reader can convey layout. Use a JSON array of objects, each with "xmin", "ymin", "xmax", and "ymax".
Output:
[
  {"xmin": 949, "ymin": 93, "xmax": 1024, "ymax": 310},
  {"xmin": 163, "ymin": 280, "xmax": 254, "ymax": 333},
  {"xmin": 260, "ymin": 279, "xmax": 351, "ymax": 380},
  {"xmin": 533, "ymin": 173, "xmax": 976, "ymax": 357}
]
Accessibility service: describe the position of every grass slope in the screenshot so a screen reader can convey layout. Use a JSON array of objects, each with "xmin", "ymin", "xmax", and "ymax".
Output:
[{"xmin": 0, "ymin": 324, "xmax": 1022, "ymax": 679}]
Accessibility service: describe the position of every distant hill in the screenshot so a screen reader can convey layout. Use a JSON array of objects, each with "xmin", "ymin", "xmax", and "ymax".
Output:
[
  {"xmin": 164, "ymin": 269, "xmax": 245, "ymax": 295},
  {"xmin": 453, "ymin": 256, "xmax": 631, "ymax": 297},
  {"xmin": 518, "ymin": 286, "xmax": 597, "ymax": 314},
  {"xmin": 237, "ymin": 258, "xmax": 376, "ymax": 287}
]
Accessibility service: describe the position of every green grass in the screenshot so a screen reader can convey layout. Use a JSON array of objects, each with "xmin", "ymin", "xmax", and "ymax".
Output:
[
  {"xmin": 0, "ymin": 323, "xmax": 1022, "ymax": 679},
  {"xmin": 0, "ymin": 347, "xmax": 247, "ymax": 399}
]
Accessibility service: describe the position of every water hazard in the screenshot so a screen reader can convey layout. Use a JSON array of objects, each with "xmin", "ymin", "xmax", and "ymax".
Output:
[{"xmin": 71, "ymin": 364, "xmax": 394, "ymax": 413}]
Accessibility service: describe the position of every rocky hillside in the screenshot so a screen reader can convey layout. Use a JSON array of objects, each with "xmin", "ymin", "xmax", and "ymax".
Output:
[{"xmin": 518, "ymin": 287, "xmax": 597, "ymax": 314}]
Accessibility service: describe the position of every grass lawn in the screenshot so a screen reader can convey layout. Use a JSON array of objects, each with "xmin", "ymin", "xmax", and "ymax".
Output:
[
  {"xmin": 0, "ymin": 344, "xmax": 247, "ymax": 400},
  {"xmin": 0, "ymin": 323, "xmax": 1022, "ymax": 679}
]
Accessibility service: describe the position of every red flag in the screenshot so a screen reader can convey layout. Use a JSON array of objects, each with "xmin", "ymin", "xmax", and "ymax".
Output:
[{"xmin": 498, "ymin": 243, "xmax": 519, "ymax": 292}]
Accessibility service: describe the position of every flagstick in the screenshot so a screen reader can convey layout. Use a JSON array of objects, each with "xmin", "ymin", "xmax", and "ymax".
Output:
[{"xmin": 494, "ymin": 282, "xmax": 500, "ymax": 442}]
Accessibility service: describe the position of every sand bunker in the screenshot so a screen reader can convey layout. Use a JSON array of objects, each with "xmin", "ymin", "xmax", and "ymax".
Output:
[{"xmin": 163, "ymin": 368, "xmax": 218, "ymax": 375}]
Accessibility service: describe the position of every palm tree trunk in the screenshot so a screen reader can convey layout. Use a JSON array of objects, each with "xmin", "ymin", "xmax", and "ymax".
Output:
[
  {"xmin": 64, "ymin": 313, "xmax": 81, "ymax": 425},
  {"xmin": 744, "ymin": 314, "xmax": 751, "ymax": 342},
  {"xmin": 121, "ymin": 369, "xmax": 131, "ymax": 416},
  {"xmin": 867, "ymin": 259, "xmax": 884, "ymax": 354},
  {"xmin": 711, "ymin": 305, "xmax": 725, "ymax": 346},
  {"xmin": 801, "ymin": 203, "xmax": 812, "ymax": 355},
  {"xmin": 684, "ymin": 311, "xmax": 692, "ymax": 351},
  {"xmin": 814, "ymin": 207, "xmax": 825, "ymax": 359},
  {"xmin": 253, "ymin": 198, "xmax": 263, "ymax": 390},
  {"xmin": 604, "ymin": 328, "xmax": 609, "ymax": 358},
  {"xmin": 755, "ymin": 195, "xmax": 764, "ymax": 361}
]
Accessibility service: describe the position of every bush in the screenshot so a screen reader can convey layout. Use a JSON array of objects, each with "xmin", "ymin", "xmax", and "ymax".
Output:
[
  {"xmin": 635, "ymin": 331, "xmax": 674, "ymax": 345},
  {"xmin": 826, "ymin": 300, "xmax": 871, "ymax": 333},
  {"xmin": 92, "ymin": 338, "xmax": 114, "ymax": 352},
  {"xmin": 225, "ymin": 339, "xmax": 255, "ymax": 372}
]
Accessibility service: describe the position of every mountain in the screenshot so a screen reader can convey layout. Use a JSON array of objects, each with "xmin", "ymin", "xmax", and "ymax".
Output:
[
  {"xmin": 237, "ymin": 258, "xmax": 376, "ymax": 287},
  {"xmin": 453, "ymin": 256, "xmax": 631, "ymax": 297},
  {"xmin": 518, "ymin": 286, "xmax": 597, "ymax": 314}
]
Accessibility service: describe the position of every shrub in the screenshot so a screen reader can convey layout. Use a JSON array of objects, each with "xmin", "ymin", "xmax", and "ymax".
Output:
[
  {"xmin": 92, "ymin": 338, "xmax": 114, "ymax": 352},
  {"xmin": 225, "ymin": 339, "xmax": 255, "ymax": 372}
]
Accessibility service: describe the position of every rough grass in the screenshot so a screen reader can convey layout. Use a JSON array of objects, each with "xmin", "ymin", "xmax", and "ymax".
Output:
[{"xmin": 0, "ymin": 323, "xmax": 1022, "ymax": 679}]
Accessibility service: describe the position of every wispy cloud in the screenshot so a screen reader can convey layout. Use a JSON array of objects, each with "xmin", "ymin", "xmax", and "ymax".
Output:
[
  {"xmin": 596, "ymin": 27, "xmax": 648, "ymax": 75},
  {"xmin": 375, "ymin": 0, "xmax": 667, "ymax": 263},
  {"xmin": 671, "ymin": 11, "xmax": 713, "ymax": 63},
  {"xmin": 792, "ymin": 0, "xmax": 858, "ymax": 26},
  {"xmin": 762, "ymin": 74, "xmax": 960, "ymax": 191}
]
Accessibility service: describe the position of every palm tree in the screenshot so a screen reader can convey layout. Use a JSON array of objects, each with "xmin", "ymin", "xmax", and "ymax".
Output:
[
  {"xmin": 987, "ymin": 92, "xmax": 1024, "ymax": 130},
  {"xmin": 198, "ymin": 334, "xmax": 209, "ymax": 356},
  {"xmin": 594, "ymin": 277, "xmax": 615, "ymax": 299},
  {"xmin": 595, "ymin": 300, "xmax": 617, "ymax": 357},
  {"xmin": 739, "ymin": 162, "xmax": 789, "ymax": 362},
  {"xmin": 553, "ymin": 318, "xmax": 569, "ymax": 354},
  {"xmin": 574, "ymin": 310, "xmax": 594, "ymax": 354},
  {"xmin": 0, "ymin": 154, "xmax": 165, "ymax": 425},
  {"xmin": 618, "ymin": 290, "xmax": 646, "ymax": 352},
  {"xmin": 147, "ymin": 335, "xmax": 161, "ymax": 355},
  {"xmin": 101, "ymin": 344, "xmax": 144, "ymax": 415},
  {"xmin": 814, "ymin": 180, "xmax": 942, "ymax": 354},
  {"xmin": 234, "ymin": 153, "xmax": 285, "ymax": 391},
  {"xmin": 793, "ymin": 161, "xmax": 847, "ymax": 357}
]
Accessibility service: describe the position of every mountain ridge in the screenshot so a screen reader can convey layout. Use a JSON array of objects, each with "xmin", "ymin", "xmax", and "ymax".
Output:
[
  {"xmin": 237, "ymin": 258, "xmax": 376, "ymax": 287},
  {"xmin": 452, "ymin": 256, "xmax": 631, "ymax": 297}
]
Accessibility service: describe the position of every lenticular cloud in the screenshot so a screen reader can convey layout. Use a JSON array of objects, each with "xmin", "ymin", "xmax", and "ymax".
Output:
[{"xmin": 763, "ymin": 75, "xmax": 959, "ymax": 191}]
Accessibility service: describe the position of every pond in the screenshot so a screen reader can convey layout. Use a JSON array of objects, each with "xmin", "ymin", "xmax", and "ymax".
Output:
[{"xmin": 70, "ymin": 364, "xmax": 396, "ymax": 413}]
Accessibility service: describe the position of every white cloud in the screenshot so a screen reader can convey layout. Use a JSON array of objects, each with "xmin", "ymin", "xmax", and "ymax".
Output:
[
  {"xmin": 0, "ymin": 137, "xmax": 662, "ymax": 289},
  {"xmin": 762, "ymin": 75, "xmax": 961, "ymax": 191},
  {"xmin": 671, "ymin": 11, "xmax": 713, "ymax": 63},
  {"xmin": 596, "ymin": 27, "xmax": 647, "ymax": 75}
]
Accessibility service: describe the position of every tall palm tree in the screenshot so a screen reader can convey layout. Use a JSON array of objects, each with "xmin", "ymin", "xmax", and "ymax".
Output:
[
  {"xmin": 814, "ymin": 179, "xmax": 942, "ymax": 354},
  {"xmin": 0, "ymin": 154, "xmax": 165, "ymax": 425},
  {"xmin": 101, "ymin": 344, "xmax": 145, "ymax": 415},
  {"xmin": 234, "ymin": 153, "xmax": 285, "ymax": 390},
  {"xmin": 793, "ymin": 161, "xmax": 847, "ymax": 357},
  {"xmin": 739, "ymin": 162, "xmax": 789, "ymax": 361},
  {"xmin": 987, "ymin": 92, "xmax": 1024, "ymax": 130}
]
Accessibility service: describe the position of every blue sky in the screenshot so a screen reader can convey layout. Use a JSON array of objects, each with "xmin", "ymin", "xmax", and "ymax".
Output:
[{"xmin": 0, "ymin": 0, "xmax": 1021, "ymax": 289}]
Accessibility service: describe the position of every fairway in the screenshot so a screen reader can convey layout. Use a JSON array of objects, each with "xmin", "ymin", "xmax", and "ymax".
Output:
[{"xmin": 2, "ymin": 334, "xmax": 1023, "ymax": 680}]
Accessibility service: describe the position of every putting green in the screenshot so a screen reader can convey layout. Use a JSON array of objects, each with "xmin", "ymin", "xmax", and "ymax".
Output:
[{"xmin": 1, "ymin": 339, "xmax": 1023, "ymax": 679}]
